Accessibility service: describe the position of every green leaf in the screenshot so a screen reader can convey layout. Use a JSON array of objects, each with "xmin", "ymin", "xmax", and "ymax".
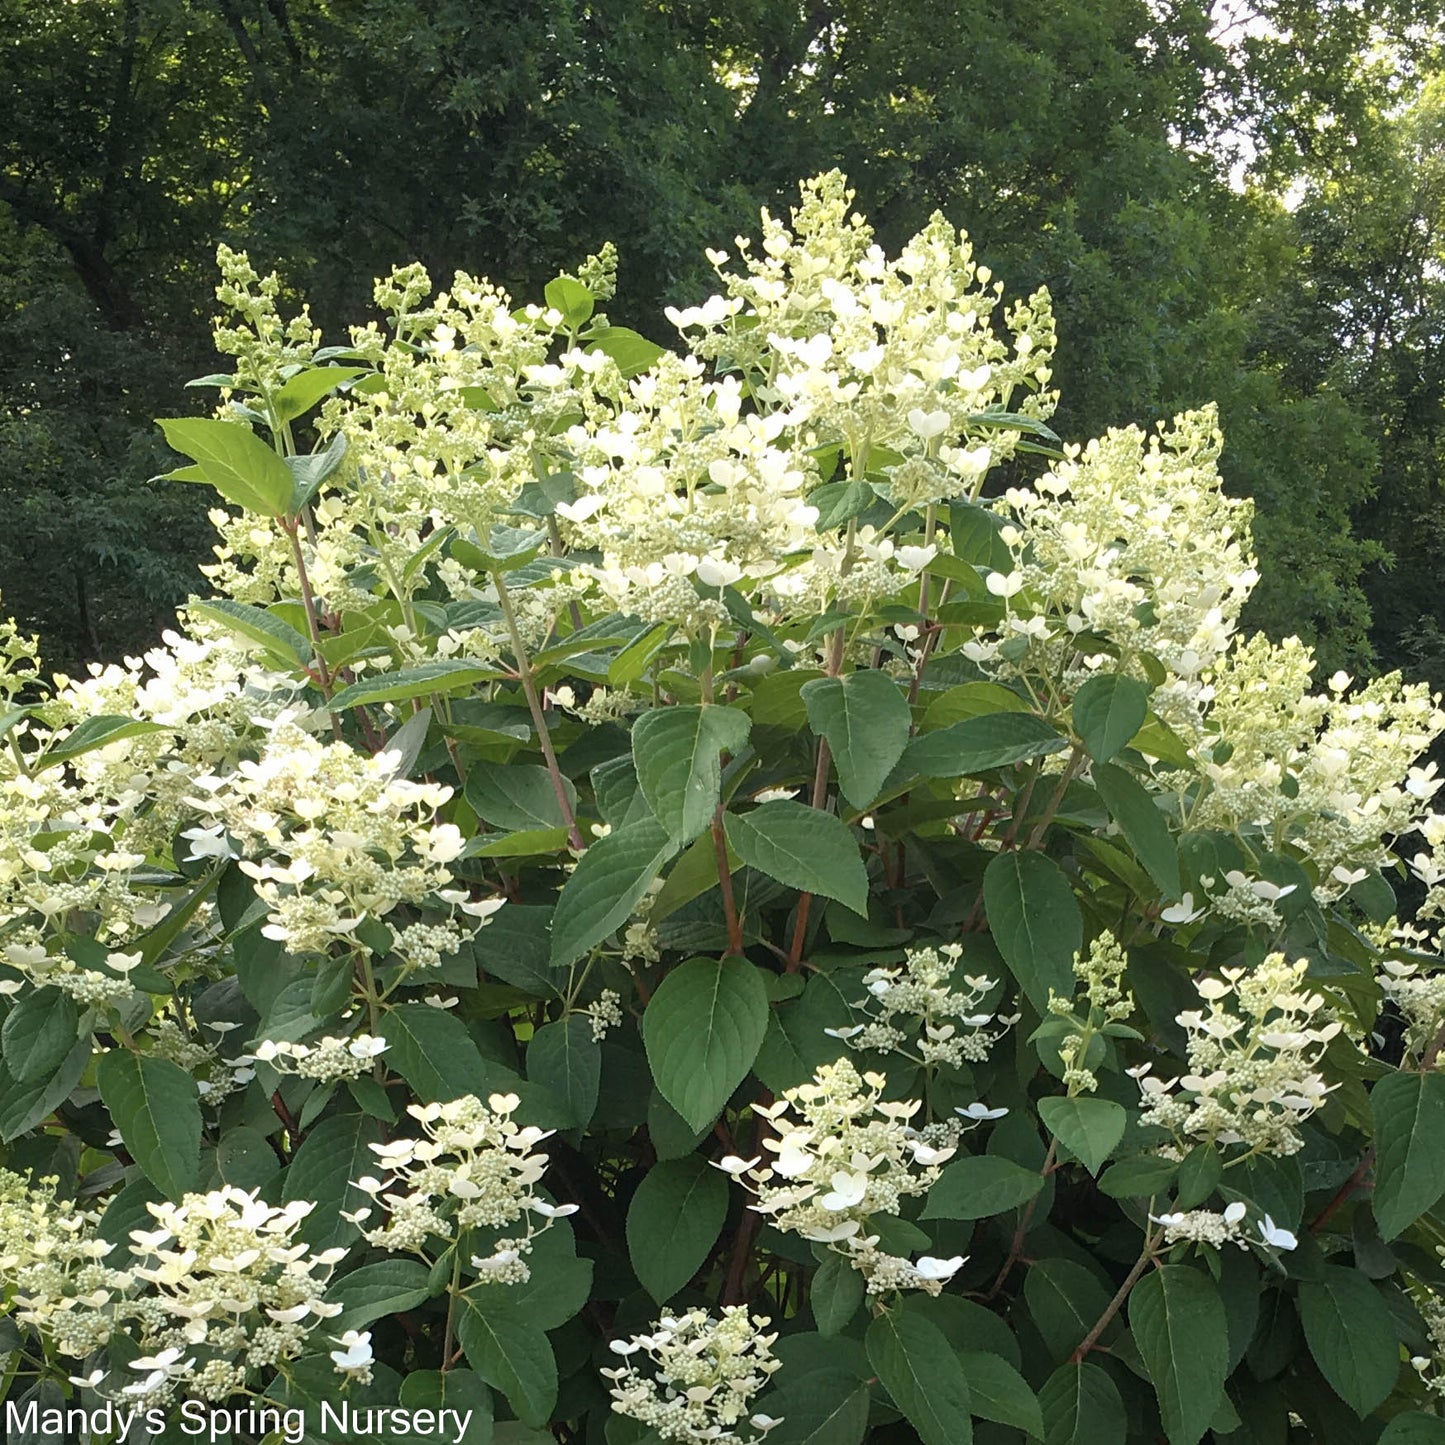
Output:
[
  {"xmin": 724, "ymin": 801, "xmax": 868, "ymax": 916},
  {"xmin": 458, "ymin": 1295, "xmax": 557, "ymax": 1427},
  {"xmin": 1380, "ymin": 1415, "xmax": 1445, "ymax": 1444},
  {"xmin": 96, "ymin": 1051, "xmax": 202, "ymax": 1201},
  {"xmin": 158, "ymin": 416, "xmax": 296, "ymax": 516},
  {"xmin": 587, "ymin": 325, "xmax": 666, "ymax": 378},
  {"xmin": 282, "ymin": 1113, "xmax": 384, "ymax": 1253},
  {"xmin": 0, "ymin": 1034, "xmax": 91, "ymax": 1142},
  {"xmin": 328, "ymin": 1260, "xmax": 433, "ymax": 1334},
  {"xmin": 527, "ymin": 1016, "xmax": 600, "ymax": 1127},
  {"xmin": 753, "ymin": 971, "xmax": 857, "ymax": 1094},
  {"xmin": 544, "ymin": 275, "xmax": 595, "ymax": 327},
  {"xmin": 1098, "ymin": 1154, "xmax": 1178, "ymax": 1199},
  {"xmin": 764, "ymin": 1370, "xmax": 870, "ymax": 1445},
  {"xmin": 398, "ymin": 1371, "xmax": 493, "ymax": 1445},
  {"xmin": 802, "ymin": 670, "xmax": 913, "ymax": 809},
  {"xmin": 189, "ymin": 598, "xmax": 311, "ymax": 667},
  {"xmin": 550, "ymin": 818, "xmax": 677, "ymax": 966},
  {"xmin": 39, "ymin": 714, "xmax": 169, "ymax": 768},
  {"xmin": 1038, "ymin": 1096, "xmax": 1126, "ymax": 1175},
  {"xmin": 983, "ymin": 851, "xmax": 1083, "ymax": 1012},
  {"xmin": 467, "ymin": 762, "xmax": 578, "ymax": 832},
  {"xmin": 631, "ymin": 704, "xmax": 752, "ymax": 844},
  {"xmin": 1, "ymin": 987, "xmax": 80, "ymax": 1083},
  {"xmin": 1072, "ymin": 674, "xmax": 1149, "ymax": 764},
  {"xmin": 866, "ymin": 1309, "xmax": 973, "ymax": 1445},
  {"xmin": 960, "ymin": 1351, "xmax": 1043, "ymax": 1439},
  {"xmin": 274, "ymin": 366, "xmax": 366, "ymax": 423},
  {"xmin": 1093, "ymin": 763, "xmax": 1180, "ymax": 899},
  {"xmin": 642, "ymin": 955, "xmax": 768, "ymax": 1131},
  {"xmin": 382, "ymin": 1004, "xmax": 490, "ymax": 1102},
  {"xmin": 1038, "ymin": 1362, "xmax": 1126, "ymax": 1445},
  {"xmin": 1025, "ymin": 1259, "xmax": 1113, "ymax": 1360},
  {"xmin": 923, "ymin": 1154, "xmax": 1045, "ymax": 1219},
  {"xmin": 906, "ymin": 711, "xmax": 1067, "ymax": 778},
  {"xmin": 1297, "ymin": 1264, "xmax": 1400, "ymax": 1417},
  {"xmin": 625, "ymin": 1154, "xmax": 730, "ymax": 1302},
  {"xmin": 810, "ymin": 1249, "xmax": 866, "ymax": 1335},
  {"xmin": 1372, "ymin": 1070, "xmax": 1445, "ymax": 1238},
  {"xmin": 1130, "ymin": 1263, "xmax": 1229, "ymax": 1445},
  {"xmin": 329, "ymin": 661, "xmax": 501, "ymax": 711}
]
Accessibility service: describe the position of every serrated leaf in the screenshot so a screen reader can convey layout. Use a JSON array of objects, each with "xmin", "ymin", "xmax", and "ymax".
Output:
[
  {"xmin": 764, "ymin": 1370, "xmax": 869, "ymax": 1445},
  {"xmin": 960, "ymin": 1351, "xmax": 1044, "ymax": 1438},
  {"xmin": 626, "ymin": 1155, "xmax": 729, "ymax": 1302},
  {"xmin": 811, "ymin": 1250, "xmax": 866, "ymax": 1335},
  {"xmin": 544, "ymin": 275, "xmax": 594, "ymax": 327},
  {"xmin": 802, "ymin": 670, "xmax": 912, "ymax": 809},
  {"xmin": 906, "ymin": 711, "xmax": 1066, "ymax": 778},
  {"xmin": 1, "ymin": 987, "xmax": 80, "ymax": 1082},
  {"xmin": 274, "ymin": 366, "xmax": 366, "ymax": 424},
  {"xmin": 0, "ymin": 1033, "xmax": 91, "ymax": 1142},
  {"xmin": 1297, "ymin": 1265, "xmax": 1399, "ymax": 1417},
  {"xmin": 642, "ymin": 955, "xmax": 768, "ymax": 1131},
  {"xmin": 587, "ymin": 325, "xmax": 665, "ymax": 378},
  {"xmin": 631, "ymin": 704, "xmax": 751, "ymax": 844},
  {"xmin": 329, "ymin": 661, "xmax": 501, "ymax": 710},
  {"xmin": 467, "ymin": 762, "xmax": 578, "ymax": 832},
  {"xmin": 158, "ymin": 416, "xmax": 295, "ymax": 516},
  {"xmin": 398, "ymin": 1371, "xmax": 493, "ymax": 1444},
  {"xmin": 327, "ymin": 1259, "xmax": 433, "ymax": 1334},
  {"xmin": 458, "ymin": 1295, "xmax": 557, "ymax": 1427},
  {"xmin": 382, "ymin": 1004, "xmax": 489, "ymax": 1102},
  {"xmin": 550, "ymin": 818, "xmax": 677, "ymax": 966},
  {"xmin": 866, "ymin": 1309, "xmax": 973, "ymax": 1445},
  {"xmin": 723, "ymin": 802, "xmax": 867, "ymax": 916},
  {"xmin": 923, "ymin": 1154, "xmax": 1044, "ymax": 1219},
  {"xmin": 1072, "ymin": 674, "xmax": 1149, "ymax": 764},
  {"xmin": 39, "ymin": 714, "xmax": 170, "ymax": 768},
  {"xmin": 282, "ymin": 1113, "xmax": 384, "ymax": 1253},
  {"xmin": 1039, "ymin": 1361, "xmax": 1125, "ymax": 1445},
  {"xmin": 1098, "ymin": 1154, "xmax": 1178, "ymax": 1199},
  {"xmin": 527, "ymin": 1016, "xmax": 600, "ymax": 1127},
  {"xmin": 983, "ymin": 851, "xmax": 1083, "ymax": 1012},
  {"xmin": 1039, "ymin": 1096, "xmax": 1126, "ymax": 1175},
  {"xmin": 1094, "ymin": 762, "xmax": 1180, "ymax": 899},
  {"xmin": 96, "ymin": 1051, "xmax": 202, "ymax": 1201},
  {"xmin": 1130, "ymin": 1264, "xmax": 1229, "ymax": 1445},
  {"xmin": 1372, "ymin": 1070, "xmax": 1445, "ymax": 1238},
  {"xmin": 187, "ymin": 598, "xmax": 312, "ymax": 666}
]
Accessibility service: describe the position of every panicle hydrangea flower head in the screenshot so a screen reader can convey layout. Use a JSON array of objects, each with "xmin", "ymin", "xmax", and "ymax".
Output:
[
  {"xmin": 727, "ymin": 1059, "xmax": 958, "ymax": 1294},
  {"xmin": 832, "ymin": 940, "xmax": 1016, "ymax": 1076},
  {"xmin": 356, "ymin": 1092, "xmax": 572, "ymax": 1279},
  {"xmin": 1130, "ymin": 954, "xmax": 1341, "ymax": 1157},
  {"xmin": 602, "ymin": 1306, "xmax": 782, "ymax": 1443}
]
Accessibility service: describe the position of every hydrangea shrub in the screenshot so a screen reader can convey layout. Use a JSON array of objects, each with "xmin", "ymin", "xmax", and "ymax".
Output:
[{"xmin": 5, "ymin": 173, "xmax": 1445, "ymax": 1443}]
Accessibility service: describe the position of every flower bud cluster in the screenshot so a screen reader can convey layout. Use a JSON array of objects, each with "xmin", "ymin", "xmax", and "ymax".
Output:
[
  {"xmin": 245, "ymin": 1033, "xmax": 389, "ymax": 1083},
  {"xmin": 602, "ymin": 1307, "xmax": 783, "ymax": 1443}
]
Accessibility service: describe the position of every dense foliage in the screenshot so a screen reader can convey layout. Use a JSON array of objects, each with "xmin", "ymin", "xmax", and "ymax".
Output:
[
  {"xmin": 2, "ymin": 0, "xmax": 1442, "ymax": 679},
  {"xmin": 6, "ymin": 178, "xmax": 1445, "ymax": 1443}
]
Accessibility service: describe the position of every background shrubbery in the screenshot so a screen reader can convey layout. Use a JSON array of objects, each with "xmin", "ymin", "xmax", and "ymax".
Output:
[{"xmin": 5, "ymin": 175, "xmax": 1445, "ymax": 1443}]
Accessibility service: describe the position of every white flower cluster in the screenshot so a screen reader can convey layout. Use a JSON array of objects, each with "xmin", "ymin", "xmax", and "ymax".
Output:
[
  {"xmin": 584, "ymin": 988, "xmax": 624, "ymax": 1042},
  {"xmin": 827, "ymin": 941, "xmax": 1015, "ymax": 1069},
  {"xmin": 1, "ymin": 1172, "xmax": 352, "ymax": 1406},
  {"xmin": 1149, "ymin": 1201, "xmax": 1297, "ymax": 1253},
  {"xmin": 602, "ymin": 1307, "xmax": 782, "ymax": 1443},
  {"xmin": 1131, "ymin": 955, "xmax": 1341, "ymax": 1157},
  {"xmin": 973, "ymin": 409, "xmax": 1254, "ymax": 693},
  {"xmin": 1192, "ymin": 641, "xmax": 1444, "ymax": 895},
  {"xmin": 556, "ymin": 170, "xmax": 1056, "ymax": 629},
  {"xmin": 1377, "ymin": 952, "xmax": 1445, "ymax": 1068},
  {"xmin": 245, "ymin": 1033, "xmax": 389, "ymax": 1083},
  {"xmin": 354, "ymin": 1093, "xmax": 572, "ymax": 1279},
  {"xmin": 723, "ymin": 1059, "xmax": 961, "ymax": 1295},
  {"xmin": 187, "ymin": 717, "xmax": 486, "ymax": 959}
]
